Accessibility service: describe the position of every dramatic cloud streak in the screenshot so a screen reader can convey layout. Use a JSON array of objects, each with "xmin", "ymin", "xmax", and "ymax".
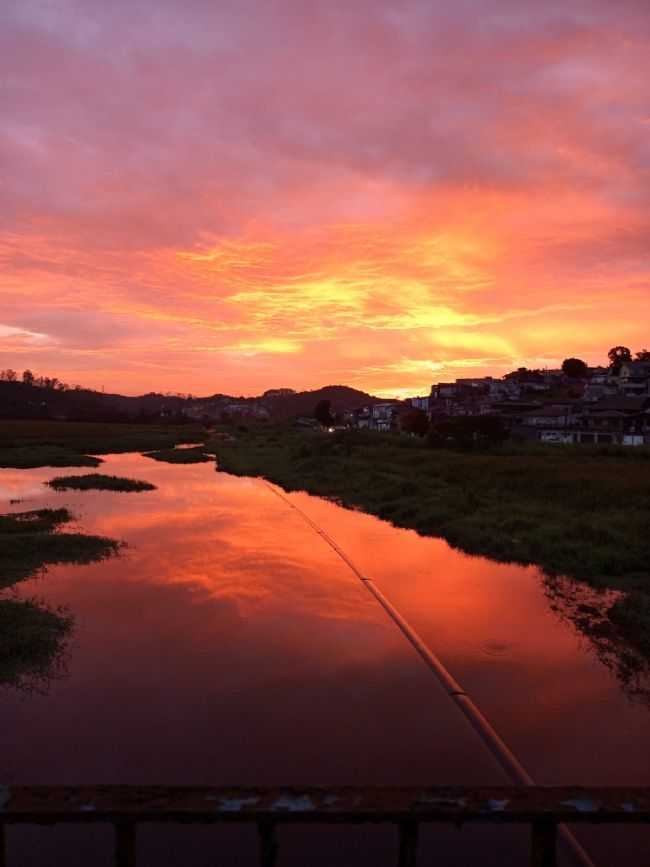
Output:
[{"xmin": 1, "ymin": 0, "xmax": 648, "ymax": 394}]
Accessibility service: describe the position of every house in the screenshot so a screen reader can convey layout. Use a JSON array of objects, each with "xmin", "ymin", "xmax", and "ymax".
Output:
[
  {"xmin": 370, "ymin": 402, "xmax": 401, "ymax": 432},
  {"xmin": 408, "ymin": 395, "xmax": 430, "ymax": 412},
  {"xmin": 489, "ymin": 381, "xmax": 520, "ymax": 401},
  {"xmin": 582, "ymin": 382, "xmax": 617, "ymax": 403},
  {"xmin": 589, "ymin": 366, "xmax": 610, "ymax": 385},
  {"xmin": 348, "ymin": 406, "xmax": 371, "ymax": 429},
  {"xmin": 577, "ymin": 396, "xmax": 649, "ymax": 444},
  {"xmin": 540, "ymin": 430, "xmax": 576, "ymax": 444},
  {"xmin": 521, "ymin": 405, "xmax": 580, "ymax": 428},
  {"xmin": 617, "ymin": 361, "xmax": 650, "ymax": 397},
  {"xmin": 224, "ymin": 402, "xmax": 270, "ymax": 419},
  {"xmin": 432, "ymin": 383, "xmax": 458, "ymax": 399}
]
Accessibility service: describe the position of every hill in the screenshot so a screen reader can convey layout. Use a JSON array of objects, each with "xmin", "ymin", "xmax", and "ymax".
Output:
[
  {"xmin": 257, "ymin": 385, "xmax": 380, "ymax": 420},
  {"xmin": 0, "ymin": 379, "xmax": 380, "ymax": 424}
]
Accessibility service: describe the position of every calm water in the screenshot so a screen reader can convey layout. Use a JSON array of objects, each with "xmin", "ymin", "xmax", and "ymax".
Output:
[{"xmin": 1, "ymin": 453, "xmax": 649, "ymax": 865}]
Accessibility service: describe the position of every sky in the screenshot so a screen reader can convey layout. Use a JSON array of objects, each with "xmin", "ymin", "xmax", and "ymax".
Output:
[{"xmin": 1, "ymin": 0, "xmax": 649, "ymax": 397}]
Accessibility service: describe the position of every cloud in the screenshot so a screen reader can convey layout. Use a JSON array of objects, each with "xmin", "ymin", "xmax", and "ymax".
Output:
[{"xmin": 1, "ymin": 0, "xmax": 649, "ymax": 394}]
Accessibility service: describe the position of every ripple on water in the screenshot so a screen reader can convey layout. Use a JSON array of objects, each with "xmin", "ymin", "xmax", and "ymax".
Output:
[{"xmin": 481, "ymin": 640, "xmax": 514, "ymax": 658}]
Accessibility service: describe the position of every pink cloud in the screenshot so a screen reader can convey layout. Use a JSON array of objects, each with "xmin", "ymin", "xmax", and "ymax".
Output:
[{"xmin": 1, "ymin": 0, "xmax": 649, "ymax": 394}]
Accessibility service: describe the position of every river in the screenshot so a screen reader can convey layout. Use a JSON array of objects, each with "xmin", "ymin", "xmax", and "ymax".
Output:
[{"xmin": 1, "ymin": 452, "xmax": 649, "ymax": 865}]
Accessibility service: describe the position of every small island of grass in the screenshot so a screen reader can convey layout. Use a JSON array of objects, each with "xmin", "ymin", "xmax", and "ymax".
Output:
[
  {"xmin": 142, "ymin": 445, "xmax": 212, "ymax": 463},
  {"xmin": 47, "ymin": 473, "xmax": 156, "ymax": 492},
  {"xmin": 0, "ymin": 508, "xmax": 121, "ymax": 587}
]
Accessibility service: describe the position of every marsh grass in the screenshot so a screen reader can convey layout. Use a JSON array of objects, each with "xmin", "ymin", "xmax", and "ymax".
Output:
[
  {"xmin": 143, "ymin": 446, "xmax": 212, "ymax": 463},
  {"xmin": 0, "ymin": 445, "xmax": 102, "ymax": 469},
  {"xmin": 47, "ymin": 474, "xmax": 156, "ymax": 492},
  {"xmin": 0, "ymin": 507, "xmax": 72, "ymax": 534},
  {"xmin": 0, "ymin": 598, "xmax": 73, "ymax": 691},
  {"xmin": 0, "ymin": 509, "xmax": 120, "ymax": 587},
  {"xmin": 0, "ymin": 420, "xmax": 205, "ymax": 468}
]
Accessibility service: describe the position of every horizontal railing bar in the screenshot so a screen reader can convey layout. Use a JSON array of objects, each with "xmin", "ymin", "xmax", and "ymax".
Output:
[{"xmin": 2, "ymin": 786, "xmax": 650, "ymax": 824}]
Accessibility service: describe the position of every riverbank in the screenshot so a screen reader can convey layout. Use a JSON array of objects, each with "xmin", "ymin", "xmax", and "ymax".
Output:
[
  {"xmin": 0, "ymin": 420, "xmax": 205, "ymax": 469},
  {"xmin": 214, "ymin": 425, "xmax": 650, "ymax": 651}
]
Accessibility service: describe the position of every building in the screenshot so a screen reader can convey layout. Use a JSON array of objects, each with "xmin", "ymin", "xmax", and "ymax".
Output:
[
  {"xmin": 370, "ymin": 402, "xmax": 401, "ymax": 432},
  {"xmin": 408, "ymin": 395, "xmax": 430, "ymax": 412}
]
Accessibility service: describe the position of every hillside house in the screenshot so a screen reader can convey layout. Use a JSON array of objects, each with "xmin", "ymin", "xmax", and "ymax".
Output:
[
  {"xmin": 521, "ymin": 405, "xmax": 580, "ymax": 428},
  {"xmin": 618, "ymin": 361, "xmax": 650, "ymax": 397},
  {"xmin": 370, "ymin": 402, "xmax": 401, "ymax": 432},
  {"xmin": 408, "ymin": 395, "xmax": 430, "ymax": 412}
]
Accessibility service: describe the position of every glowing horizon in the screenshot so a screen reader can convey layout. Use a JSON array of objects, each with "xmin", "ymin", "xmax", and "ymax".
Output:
[{"xmin": 1, "ymin": 1, "xmax": 649, "ymax": 397}]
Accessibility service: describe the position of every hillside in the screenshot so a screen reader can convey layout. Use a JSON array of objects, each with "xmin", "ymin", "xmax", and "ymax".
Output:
[
  {"xmin": 0, "ymin": 379, "xmax": 380, "ymax": 423},
  {"xmin": 257, "ymin": 385, "xmax": 380, "ymax": 420}
]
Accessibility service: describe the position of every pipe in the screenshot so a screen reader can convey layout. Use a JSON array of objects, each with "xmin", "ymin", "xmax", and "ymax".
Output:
[{"xmin": 263, "ymin": 482, "xmax": 596, "ymax": 867}]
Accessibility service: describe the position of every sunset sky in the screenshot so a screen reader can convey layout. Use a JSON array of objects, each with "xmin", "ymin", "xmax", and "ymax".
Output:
[{"xmin": 1, "ymin": 0, "xmax": 649, "ymax": 397}]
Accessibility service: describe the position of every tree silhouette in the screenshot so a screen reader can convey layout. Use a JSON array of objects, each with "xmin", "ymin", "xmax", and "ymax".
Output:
[
  {"xmin": 607, "ymin": 346, "xmax": 632, "ymax": 373},
  {"xmin": 400, "ymin": 408, "xmax": 429, "ymax": 436},
  {"xmin": 314, "ymin": 399, "xmax": 334, "ymax": 427},
  {"xmin": 561, "ymin": 357, "xmax": 588, "ymax": 378}
]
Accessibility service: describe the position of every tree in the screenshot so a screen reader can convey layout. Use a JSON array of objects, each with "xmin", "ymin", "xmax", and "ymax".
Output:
[
  {"xmin": 636, "ymin": 349, "xmax": 650, "ymax": 361},
  {"xmin": 400, "ymin": 408, "xmax": 429, "ymax": 437},
  {"xmin": 22, "ymin": 369, "xmax": 35, "ymax": 386},
  {"xmin": 314, "ymin": 399, "xmax": 334, "ymax": 427},
  {"xmin": 561, "ymin": 357, "xmax": 588, "ymax": 379},
  {"xmin": 607, "ymin": 346, "xmax": 632, "ymax": 373},
  {"xmin": 427, "ymin": 415, "xmax": 508, "ymax": 450},
  {"xmin": 0, "ymin": 369, "xmax": 17, "ymax": 381}
]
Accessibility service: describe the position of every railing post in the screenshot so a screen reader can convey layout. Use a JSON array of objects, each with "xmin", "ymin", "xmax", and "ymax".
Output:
[
  {"xmin": 398, "ymin": 820, "xmax": 419, "ymax": 867},
  {"xmin": 114, "ymin": 821, "xmax": 137, "ymax": 867},
  {"xmin": 257, "ymin": 820, "xmax": 278, "ymax": 867},
  {"xmin": 531, "ymin": 821, "xmax": 557, "ymax": 867}
]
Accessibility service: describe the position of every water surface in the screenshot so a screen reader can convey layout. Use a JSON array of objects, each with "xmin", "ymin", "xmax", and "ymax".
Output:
[{"xmin": 1, "ymin": 453, "xmax": 648, "ymax": 865}]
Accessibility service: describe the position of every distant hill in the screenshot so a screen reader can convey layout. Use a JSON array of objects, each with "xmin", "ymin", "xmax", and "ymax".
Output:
[
  {"xmin": 257, "ymin": 385, "xmax": 380, "ymax": 420},
  {"xmin": 0, "ymin": 379, "xmax": 381, "ymax": 423}
]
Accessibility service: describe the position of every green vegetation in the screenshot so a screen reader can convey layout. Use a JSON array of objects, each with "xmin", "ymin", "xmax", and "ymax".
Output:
[
  {"xmin": 215, "ymin": 425, "xmax": 650, "ymax": 659},
  {"xmin": 0, "ymin": 508, "xmax": 120, "ymax": 587},
  {"xmin": 47, "ymin": 473, "xmax": 156, "ymax": 492},
  {"xmin": 0, "ymin": 599, "xmax": 73, "ymax": 692},
  {"xmin": 0, "ymin": 420, "xmax": 205, "ymax": 468},
  {"xmin": 143, "ymin": 445, "xmax": 213, "ymax": 463}
]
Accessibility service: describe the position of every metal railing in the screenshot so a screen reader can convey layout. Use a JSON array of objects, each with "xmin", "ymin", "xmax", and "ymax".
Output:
[{"xmin": 2, "ymin": 784, "xmax": 650, "ymax": 866}]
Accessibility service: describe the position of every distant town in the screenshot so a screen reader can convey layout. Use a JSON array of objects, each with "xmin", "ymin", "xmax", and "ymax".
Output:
[
  {"xmin": 1, "ymin": 346, "xmax": 649, "ymax": 446},
  {"xmin": 341, "ymin": 349, "xmax": 650, "ymax": 447}
]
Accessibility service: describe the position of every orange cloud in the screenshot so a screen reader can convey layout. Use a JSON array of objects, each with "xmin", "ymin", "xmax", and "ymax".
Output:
[{"xmin": 1, "ymin": 0, "xmax": 649, "ymax": 394}]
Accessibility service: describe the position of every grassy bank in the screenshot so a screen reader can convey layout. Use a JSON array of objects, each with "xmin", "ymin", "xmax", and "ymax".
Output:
[
  {"xmin": 47, "ymin": 474, "xmax": 156, "ymax": 492},
  {"xmin": 0, "ymin": 420, "xmax": 206, "ymax": 468},
  {"xmin": 215, "ymin": 425, "xmax": 650, "ymax": 655}
]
